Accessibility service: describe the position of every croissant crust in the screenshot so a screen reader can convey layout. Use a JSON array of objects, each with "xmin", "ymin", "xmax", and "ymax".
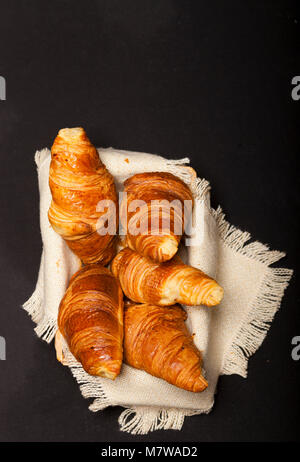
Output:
[
  {"xmin": 48, "ymin": 127, "xmax": 118, "ymax": 265},
  {"xmin": 58, "ymin": 264, "xmax": 124, "ymax": 379},
  {"xmin": 124, "ymin": 303, "xmax": 208, "ymax": 392},
  {"xmin": 111, "ymin": 247, "xmax": 223, "ymax": 307},
  {"xmin": 120, "ymin": 172, "xmax": 193, "ymax": 262}
]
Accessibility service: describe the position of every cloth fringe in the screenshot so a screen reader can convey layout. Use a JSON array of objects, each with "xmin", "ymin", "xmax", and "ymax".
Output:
[
  {"xmin": 23, "ymin": 285, "xmax": 44, "ymax": 324},
  {"xmin": 118, "ymin": 404, "xmax": 213, "ymax": 435},
  {"xmin": 118, "ymin": 407, "xmax": 185, "ymax": 435},
  {"xmin": 23, "ymin": 290, "xmax": 57, "ymax": 343},
  {"xmin": 165, "ymin": 157, "xmax": 211, "ymax": 202},
  {"xmin": 165, "ymin": 158, "xmax": 193, "ymax": 184},
  {"xmin": 61, "ymin": 351, "xmax": 112, "ymax": 410},
  {"xmin": 213, "ymin": 206, "xmax": 286, "ymax": 265},
  {"xmin": 34, "ymin": 316, "xmax": 57, "ymax": 343},
  {"xmin": 221, "ymin": 265, "xmax": 293, "ymax": 376},
  {"xmin": 34, "ymin": 148, "xmax": 50, "ymax": 168},
  {"xmin": 213, "ymin": 206, "xmax": 293, "ymax": 377}
]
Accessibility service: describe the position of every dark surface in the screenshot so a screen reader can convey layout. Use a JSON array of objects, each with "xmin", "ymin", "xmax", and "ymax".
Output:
[{"xmin": 0, "ymin": 0, "xmax": 299, "ymax": 442}]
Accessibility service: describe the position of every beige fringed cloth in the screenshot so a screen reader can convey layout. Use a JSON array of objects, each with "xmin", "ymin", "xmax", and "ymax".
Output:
[{"xmin": 23, "ymin": 146, "xmax": 293, "ymax": 435}]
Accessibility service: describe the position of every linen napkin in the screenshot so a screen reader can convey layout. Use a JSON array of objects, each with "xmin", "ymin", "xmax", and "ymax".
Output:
[{"xmin": 23, "ymin": 146, "xmax": 292, "ymax": 434}]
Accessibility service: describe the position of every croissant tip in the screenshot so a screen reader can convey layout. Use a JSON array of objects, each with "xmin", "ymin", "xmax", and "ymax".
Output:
[
  {"xmin": 58, "ymin": 127, "xmax": 85, "ymax": 141},
  {"xmin": 207, "ymin": 285, "xmax": 224, "ymax": 306},
  {"xmin": 87, "ymin": 361, "xmax": 122, "ymax": 380},
  {"xmin": 158, "ymin": 237, "xmax": 178, "ymax": 262},
  {"xmin": 194, "ymin": 375, "xmax": 208, "ymax": 392}
]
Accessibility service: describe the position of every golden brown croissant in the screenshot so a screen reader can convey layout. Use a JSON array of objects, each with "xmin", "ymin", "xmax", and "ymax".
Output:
[
  {"xmin": 124, "ymin": 303, "xmax": 208, "ymax": 392},
  {"xmin": 58, "ymin": 264, "xmax": 124, "ymax": 379},
  {"xmin": 120, "ymin": 172, "xmax": 193, "ymax": 262},
  {"xmin": 48, "ymin": 127, "xmax": 118, "ymax": 265},
  {"xmin": 111, "ymin": 248, "xmax": 223, "ymax": 307}
]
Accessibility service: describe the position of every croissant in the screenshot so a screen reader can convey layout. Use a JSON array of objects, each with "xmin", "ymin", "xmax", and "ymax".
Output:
[
  {"xmin": 48, "ymin": 127, "xmax": 118, "ymax": 265},
  {"xmin": 120, "ymin": 172, "xmax": 193, "ymax": 262},
  {"xmin": 58, "ymin": 264, "xmax": 124, "ymax": 379},
  {"xmin": 124, "ymin": 302, "xmax": 208, "ymax": 392},
  {"xmin": 111, "ymin": 248, "xmax": 223, "ymax": 307}
]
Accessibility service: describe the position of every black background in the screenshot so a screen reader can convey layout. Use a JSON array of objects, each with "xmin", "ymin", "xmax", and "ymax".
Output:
[{"xmin": 0, "ymin": 0, "xmax": 299, "ymax": 443}]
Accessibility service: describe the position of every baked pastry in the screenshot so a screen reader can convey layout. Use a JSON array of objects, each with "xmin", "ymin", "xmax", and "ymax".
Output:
[
  {"xmin": 111, "ymin": 247, "xmax": 223, "ymax": 307},
  {"xmin": 120, "ymin": 172, "xmax": 193, "ymax": 262},
  {"xmin": 58, "ymin": 264, "xmax": 123, "ymax": 379},
  {"xmin": 48, "ymin": 127, "xmax": 118, "ymax": 265},
  {"xmin": 124, "ymin": 302, "xmax": 208, "ymax": 392}
]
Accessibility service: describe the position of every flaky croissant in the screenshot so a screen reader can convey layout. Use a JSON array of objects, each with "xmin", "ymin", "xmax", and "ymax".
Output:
[
  {"xmin": 124, "ymin": 303, "xmax": 208, "ymax": 392},
  {"xmin": 120, "ymin": 172, "xmax": 193, "ymax": 262},
  {"xmin": 111, "ymin": 248, "xmax": 223, "ymax": 307},
  {"xmin": 48, "ymin": 127, "xmax": 118, "ymax": 265},
  {"xmin": 58, "ymin": 264, "xmax": 124, "ymax": 379}
]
